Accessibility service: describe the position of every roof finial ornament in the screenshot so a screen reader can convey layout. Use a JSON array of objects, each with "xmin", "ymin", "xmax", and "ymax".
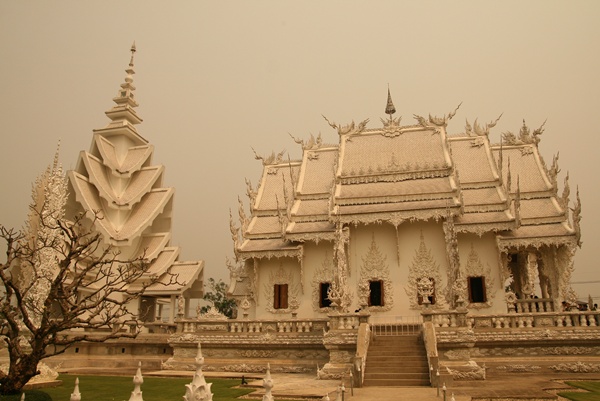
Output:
[
  {"xmin": 385, "ymin": 84, "xmax": 396, "ymax": 121},
  {"xmin": 129, "ymin": 41, "xmax": 136, "ymax": 67}
]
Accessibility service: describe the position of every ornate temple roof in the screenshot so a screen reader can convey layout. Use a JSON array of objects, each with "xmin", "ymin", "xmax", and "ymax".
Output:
[
  {"xmin": 448, "ymin": 133, "xmax": 515, "ymax": 234},
  {"xmin": 286, "ymin": 146, "xmax": 338, "ymax": 242},
  {"xmin": 492, "ymin": 129, "xmax": 579, "ymax": 249},
  {"xmin": 234, "ymin": 92, "xmax": 580, "ymax": 259},
  {"xmin": 66, "ymin": 44, "xmax": 203, "ymax": 297}
]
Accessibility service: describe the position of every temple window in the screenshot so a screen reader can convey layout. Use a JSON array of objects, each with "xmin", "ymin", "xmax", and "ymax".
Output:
[
  {"xmin": 273, "ymin": 284, "xmax": 288, "ymax": 309},
  {"xmin": 468, "ymin": 276, "xmax": 487, "ymax": 303},
  {"xmin": 417, "ymin": 278, "xmax": 436, "ymax": 305},
  {"xmin": 368, "ymin": 280, "xmax": 384, "ymax": 307},
  {"xmin": 319, "ymin": 282, "xmax": 332, "ymax": 308}
]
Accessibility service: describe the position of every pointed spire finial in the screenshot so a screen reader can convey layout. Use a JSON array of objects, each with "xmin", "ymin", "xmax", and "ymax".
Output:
[
  {"xmin": 385, "ymin": 85, "xmax": 396, "ymax": 120},
  {"xmin": 130, "ymin": 41, "xmax": 136, "ymax": 67},
  {"xmin": 52, "ymin": 139, "xmax": 61, "ymax": 173}
]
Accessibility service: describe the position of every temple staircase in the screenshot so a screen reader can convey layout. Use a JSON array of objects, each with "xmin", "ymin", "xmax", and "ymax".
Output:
[{"xmin": 363, "ymin": 329, "xmax": 430, "ymax": 387}]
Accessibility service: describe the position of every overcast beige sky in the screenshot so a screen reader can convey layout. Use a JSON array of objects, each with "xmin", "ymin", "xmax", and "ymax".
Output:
[{"xmin": 1, "ymin": 1, "xmax": 599, "ymax": 299}]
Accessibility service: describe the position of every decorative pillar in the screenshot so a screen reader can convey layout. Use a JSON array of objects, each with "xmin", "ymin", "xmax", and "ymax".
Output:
[
  {"xmin": 170, "ymin": 295, "xmax": 177, "ymax": 324},
  {"xmin": 318, "ymin": 312, "xmax": 369, "ymax": 380}
]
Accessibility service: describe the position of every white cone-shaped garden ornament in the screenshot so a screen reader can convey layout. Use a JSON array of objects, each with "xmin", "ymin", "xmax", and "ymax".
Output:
[
  {"xmin": 183, "ymin": 342, "xmax": 213, "ymax": 401},
  {"xmin": 70, "ymin": 377, "xmax": 81, "ymax": 401},
  {"xmin": 262, "ymin": 363, "xmax": 274, "ymax": 401},
  {"xmin": 128, "ymin": 362, "xmax": 144, "ymax": 401}
]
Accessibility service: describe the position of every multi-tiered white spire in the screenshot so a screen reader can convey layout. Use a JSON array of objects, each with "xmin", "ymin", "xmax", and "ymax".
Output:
[{"xmin": 66, "ymin": 43, "xmax": 204, "ymax": 321}]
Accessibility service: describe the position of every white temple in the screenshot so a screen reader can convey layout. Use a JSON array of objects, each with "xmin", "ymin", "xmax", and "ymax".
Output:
[
  {"xmin": 45, "ymin": 45, "xmax": 596, "ymax": 385},
  {"xmin": 227, "ymin": 90, "xmax": 581, "ymax": 320},
  {"xmin": 65, "ymin": 44, "xmax": 204, "ymax": 327}
]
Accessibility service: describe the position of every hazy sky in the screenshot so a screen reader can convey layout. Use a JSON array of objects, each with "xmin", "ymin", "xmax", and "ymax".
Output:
[{"xmin": 1, "ymin": 1, "xmax": 599, "ymax": 300}]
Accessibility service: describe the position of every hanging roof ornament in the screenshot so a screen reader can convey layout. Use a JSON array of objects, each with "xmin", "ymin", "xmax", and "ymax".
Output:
[{"xmin": 385, "ymin": 86, "xmax": 396, "ymax": 119}]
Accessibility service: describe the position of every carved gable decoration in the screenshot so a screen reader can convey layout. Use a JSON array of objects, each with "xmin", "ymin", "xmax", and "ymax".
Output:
[
  {"xmin": 358, "ymin": 234, "xmax": 393, "ymax": 312},
  {"xmin": 311, "ymin": 252, "xmax": 335, "ymax": 313},
  {"xmin": 463, "ymin": 244, "xmax": 495, "ymax": 309},
  {"xmin": 264, "ymin": 265, "xmax": 300, "ymax": 314},
  {"xmin": 406, "ymin": 232, "xmax": 447, "ymax": 310}
]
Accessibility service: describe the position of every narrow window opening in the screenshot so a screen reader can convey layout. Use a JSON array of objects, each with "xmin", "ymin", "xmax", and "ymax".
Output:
[
  {"xmin": 319, "ymin": 282, "xmax": 332, "ymax": 308},
  {"xmin": 75, "ymin": 347, "xmax": 79, "ymax": 353},
  {"xmin": 121, "ymin": 348, "xmax": 126, "ymax": 354},
  {"xmin": 468, "ymin": 276, "xmax": 487, "ymax": 303},
  {"xmin": 368, "ymin": 280, "xmax": 384, "ymax": 307},
  {"xmin": 273, "ymin": 284, "xmax": 288, "ymax": 309}
]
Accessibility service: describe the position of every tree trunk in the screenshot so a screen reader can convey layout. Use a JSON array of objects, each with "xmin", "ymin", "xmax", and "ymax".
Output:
[{"xmin": 0, "ymin": 358, "xmax": 40, "ymax": 395}]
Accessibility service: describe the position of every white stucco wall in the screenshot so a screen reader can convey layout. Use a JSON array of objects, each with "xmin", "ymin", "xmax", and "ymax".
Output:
[{"xmin": 252, "ymin": 221, "xmax": 508, "ymax": 320}]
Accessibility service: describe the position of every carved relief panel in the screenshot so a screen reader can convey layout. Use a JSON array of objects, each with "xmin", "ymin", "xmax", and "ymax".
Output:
[
  {"xmin": 358, "ymin": 234, "xmax": 393, "ymax": 312},
  {"xmin": 406, "ymin": 232, "xmax": 447, "ymax": 309},
  {"xmin": 311, "ymin": 252, "xmax": 335, "ymax": 313},
  {"xmin": 463, "ymin": 244, "xmax": 495, "ymax": 309},
  {"xmin": 263, "ymin": 264, "xmax": 300, "ymax": 314}
]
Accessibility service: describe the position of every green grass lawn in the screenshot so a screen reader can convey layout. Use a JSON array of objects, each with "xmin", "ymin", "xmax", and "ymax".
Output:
[
  {"xmin": 558, "ymin": 381, "xmax": 600, "ymax": 401},
  {"xmin": 2, "ymin": 375, "xmax": 256, "ymax": 401}
]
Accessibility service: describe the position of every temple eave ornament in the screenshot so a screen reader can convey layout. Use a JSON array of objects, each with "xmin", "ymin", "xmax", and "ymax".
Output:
[
  {"xmin": 465, "ymin": 114, "xmax": 502, "ymax": 137},
  {"xmin": 252, "ymin": 148, "xmax": 287, "ymax": 166},
  {"xmin": 502, "ymin": 119, "xmax": 546, "ymax": 146},
  {"xmin": 496, "ymin": 236, "xmax": 578, "ymax": 252},
  {"xmin": 336, "ymin": 209, "xmax": 450, "ymax": 226},
  {"xmin": 239, "ymin": 248, "xmax": 303, "ymax": 260},
  {"xmin": 413, "ymin": 102, "xmax": 462, "ymax": 128},
  {"xmin": 323, "ymin": 115, "xmax": 369, "ymax": 136},
  {"xmin": 289, "ymin": 132, "xmax": 324, "ymax": 150}
]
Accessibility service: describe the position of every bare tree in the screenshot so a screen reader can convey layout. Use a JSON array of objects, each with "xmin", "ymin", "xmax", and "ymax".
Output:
[
  {"xmin": 0, "ymin": 209, "xmax": 175, "ymax": 394},
  {"xmin": 0, "ymin": 158, "xmax": 177, "ymax": 394}
]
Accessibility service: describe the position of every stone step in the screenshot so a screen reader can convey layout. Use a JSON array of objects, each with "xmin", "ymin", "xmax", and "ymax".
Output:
[
  {"xmin": 363, "ymin": 378, "xmax": 430, "ymax": 387},
  {"xmin": 365, "ymin": 357, "xmax": 429, "ymax": 364},
  {"xmin": 365, "ymin": 366, "xmax": 430, "ymax": 374},
  {"xmin": 365, "ymin": 333, "xmax": 429, "ymax": 387},
  {"xmin": 365, "ymin": 363, "xmax": 429, "ymax": 371},
  {"xmin": 369, "ymin": 339, "xmax": 424, "ymax": 345},
  {"xmin": 367, "ymin": 352, "xmax": 427, "ymax": 363},
  {"xmin": 367, "ymin": 349, "xmax": 427, "ymax": 356},
  {"xmin": 370, "ymin": 342, "xmax": 424, "ymax": 348},
  {"xmin": 365, "ymin": 372, "xmax": 430, "ymax": 380},
  {"xmin": 372, "ymin": 336, "xmax": 422, "ymax": 344}
]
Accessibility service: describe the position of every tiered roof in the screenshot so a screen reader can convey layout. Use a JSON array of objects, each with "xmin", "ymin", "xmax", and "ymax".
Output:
[
  {"xmin": 235, "ymin": 93, "xmax": 580, "ymax": 260},
  {"xmin": 67, "ymin": 44, "xmax": 203, "ymax": 297},
  {"xmin": 287, "ymin": 143, "xmax": 338, "ymax": 242},
  {"xmin": 492, "ymin": 121, "xmax": 579, "ymax": 250},
  {"xmin": 239, "ymin": 154, "xmax": 303, "ymax": 259},
  {"xmin": 332, "ymin": 121, "xmax": 461, "ymax": 225},
  {"xmin": 448, "ymin": 125, "xmax": 515, "ymax": 235}
]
